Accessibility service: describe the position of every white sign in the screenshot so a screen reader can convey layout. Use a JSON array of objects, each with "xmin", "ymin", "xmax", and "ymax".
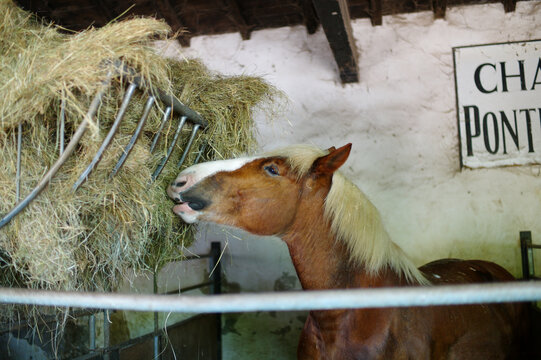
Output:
[{"xmin": 453, "ymin": 40, "xmax": 541, "ymax": 168}]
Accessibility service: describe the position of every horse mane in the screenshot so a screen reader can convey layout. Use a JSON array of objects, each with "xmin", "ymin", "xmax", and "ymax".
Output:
[{"xmin": 264, "ymin": 145, "xmax": 429, "ymax": 285}]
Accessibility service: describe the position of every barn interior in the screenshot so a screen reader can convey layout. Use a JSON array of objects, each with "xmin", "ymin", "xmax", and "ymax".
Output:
[{"xmin": 1, "ymin": 0, "xmax": 541, "ymax": 359}]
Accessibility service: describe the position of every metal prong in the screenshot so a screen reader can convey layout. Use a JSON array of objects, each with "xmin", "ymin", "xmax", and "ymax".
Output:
[
  {"xmin": 193, "ymin": 141, "xmax": 208, "ymax": 165},
  {"xmin": 151, "ymin": 116, "xmax": 187, "ymax": 181},
  {"xmin": 0, "ymin": 80, "xmax": 110, "ymax": 229},
  {"xmin": 177, "ymin": 124, "xmax": 201, "ymax": 169},
  {"xmin": 72, "ymin": 82, "xmax": 137, "ymax": 191},
  {"xmin": 59, "ymin": 96, "xmax": 66, "ymax": 155},
  {"xmin": 16, "ymin": 123, "xmax": 22, "ymax": 202},
  {"xmin": 110, "ymin": 95, "xmax": 155, "ymax": 177},
  {"xmin": 149, "ymin": 106, "xmax": 172, "ymax": 154}
]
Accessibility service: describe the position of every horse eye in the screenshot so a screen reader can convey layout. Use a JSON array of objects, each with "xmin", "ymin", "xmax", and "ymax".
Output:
[{"xmin": 264, "ymin": 165, "xmax": 280, "ymax": 176}]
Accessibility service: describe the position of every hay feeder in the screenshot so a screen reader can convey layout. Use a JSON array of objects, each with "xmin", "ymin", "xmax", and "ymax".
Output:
[{"xmin": 0, "ymin": 61, "xmax": 208, "ymax": 230}]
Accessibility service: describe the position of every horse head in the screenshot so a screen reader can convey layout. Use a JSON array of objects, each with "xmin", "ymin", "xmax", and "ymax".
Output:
[{"xmin": 167, "ymin": 144, "xmax": 351, "ymax": 235}]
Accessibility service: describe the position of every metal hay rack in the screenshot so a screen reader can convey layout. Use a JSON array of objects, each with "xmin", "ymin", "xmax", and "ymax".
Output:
[{"xmin": 0, "ymin": 61, "xmax": 208, "ymax": 229}]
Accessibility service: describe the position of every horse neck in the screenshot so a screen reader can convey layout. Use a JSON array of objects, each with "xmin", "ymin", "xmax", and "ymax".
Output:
[{"xmin": 282, "ymin": 185, "xmax": 401, "ymax": 290}]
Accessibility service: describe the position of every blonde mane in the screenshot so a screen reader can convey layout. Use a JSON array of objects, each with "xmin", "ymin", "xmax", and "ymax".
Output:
[{"xmin": 264, "ymin": 145, "xmax": 428, "ymax": 285}]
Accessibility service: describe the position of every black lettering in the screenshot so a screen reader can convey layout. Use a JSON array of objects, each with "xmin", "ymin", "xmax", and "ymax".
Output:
[
  {"xmin": 532, "ymin": 58, "xmax": 541, "ymax": 90},
  {"xmin": 539, "ymin": 108, "xmax": 541, "ymax": 133},
  {"xmin": 500, "ymin": 110, "xmax": 519, "ymax": 154},
  {"xmin": 483, "ymin": 112, "xmax": 499, "ymax": 154},
  {"xmin": 519, "ymin": 109, "xmax": 536, "ymax": 153},
  {"xmin": 464, "ymin": 105, "xmax": 481, "ymax": 156},
  {"xmin": 500, "ymin": 60, "xmax": 526, "ymax": 92},
  {"xmin": 474, "ymin": 63, "xmax": 497, "ymax": 93}
]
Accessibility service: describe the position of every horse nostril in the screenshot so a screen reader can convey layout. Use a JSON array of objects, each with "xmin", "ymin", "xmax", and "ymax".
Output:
[
  {"xmin": 176, "ymin": 181, "xmax": 187, "ymax": 188},
  {"xmin": 188, "ymin": 201, "xmax": 206, "ymax": 211},
  {"xmin": 173, "ymin": 197, "xmax": 182, "ymax": 204}
]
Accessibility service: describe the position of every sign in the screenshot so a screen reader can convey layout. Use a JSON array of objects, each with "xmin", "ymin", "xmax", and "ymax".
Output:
[{"xmin": 453, "ymin": 40, "xmax": 541, "ymax": 168}]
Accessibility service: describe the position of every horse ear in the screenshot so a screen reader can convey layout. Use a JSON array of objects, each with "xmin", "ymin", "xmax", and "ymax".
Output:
[
  {"xmin": 312, "ymin": 143, "xmax": 352, "ymax": 175},
  {"xmin": 325, "ymin": 146, "xmax": 336, "ymax": 153}
]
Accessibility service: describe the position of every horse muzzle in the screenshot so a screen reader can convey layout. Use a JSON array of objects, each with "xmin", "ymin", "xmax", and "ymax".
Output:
[{"xmin": 167, "ymin": 178, "xmax": 211, "ymax": 223}]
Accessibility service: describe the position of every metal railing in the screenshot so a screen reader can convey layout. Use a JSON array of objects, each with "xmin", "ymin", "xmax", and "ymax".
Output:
[{"xmin": 2, "ymin": 281, "xmax": 541, "ymax": 315}]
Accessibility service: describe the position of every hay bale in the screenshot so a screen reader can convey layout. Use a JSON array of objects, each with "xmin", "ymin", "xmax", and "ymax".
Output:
[{"xmin": 0, "ymin": 0, "xmax": 279, "ymax": 322}]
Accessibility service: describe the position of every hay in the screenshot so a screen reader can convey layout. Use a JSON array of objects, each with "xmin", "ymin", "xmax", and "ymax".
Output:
[{"xmin": 0, "ymin": 0, "xmax": 279, "ymax": 323}]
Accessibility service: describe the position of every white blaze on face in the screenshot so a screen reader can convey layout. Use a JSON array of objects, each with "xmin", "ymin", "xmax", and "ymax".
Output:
[{"xmin": 168, "ymin": 156, "xmax": 257, "ymax": 223}]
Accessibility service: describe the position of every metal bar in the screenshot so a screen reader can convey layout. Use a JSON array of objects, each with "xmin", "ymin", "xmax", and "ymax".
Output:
[
  {"xmin": 521, "ymin": 231, "xmax": 533, "ymax": 280},
  {"xmin": 117, "ymin": 63, "xmax": 207, "ymax": 128},
  {"xmin": 210, "ymin": 241, "xmax": 223, "ymax": 360},
  {"xmin": 73, "ymin": 82, "xmax": 138, "ymax": 191},
  {"xmin": 151, "ymin": 84, "xmax": 206, "ymax": 128},
  {"xmin": 153, "ymin": 271, "xmax": 160, "ymax": 360},
  {"xmin": 520, "ymin": 231, "xmax": 535, "ymax": 280},
  {"xmin": 151, "ymin": 116, "xmax": 187, "ymax": 181},
  {"xmin": 0, "ymin": 83, "xmax": 109, "ymax": 229},
  {"xmin": 0, "ymin": 308, "xmax": 99, "ymax": 334},
  {"xmin": 16, "ymin": 123, "xmax": 22, "ymax": 201},
  {"xmin": 104, "ymin": 310, "xmax": 110, "ymax": 360},
  {"xmin": 177, "ymin": 124, "xmax": 201, "ymax": 168},
  {"xmin": 210, "ymin": 242, "xmax": 222, "ymax": 296},
  {"xmin": 164, "ymin": 281, "xmax": 213, "ymax": 295},
  {"xmin": 193, "ymin": 141, "xmax": 208, "ymax": 164},
  {"xmin": 89, "ymin": 314, "xmax": 96, "ymax": 351},
  {"xmin": 110, "ymin": 95, "xmax": 155, "ymax": 177},
  {"xmin": 149, "ymin": 106, "xmax": 172, "ymax": 154},
  {"xmin": 181, "ymin": 254, "xmax": 212, "ymax": 261},
  {"xmin": 527, "ymin": 244, "xmax": 541, "ymax": 249},
  {"xmin": 2, "ymin": 282, "xmax": 541, "ymax": 314},
  {"xmin": 59, "ymin": 96, "xmax": 66, "ymax": 155}
]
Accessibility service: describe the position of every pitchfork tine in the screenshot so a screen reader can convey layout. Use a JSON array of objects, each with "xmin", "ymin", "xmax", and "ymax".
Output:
[
  {"xmin": 59, "ymin": 96, "xmax": 66, "ymax": 155},
  {"xmin": 110, "ymin": 95, "xmax": 155, "ymax": 177},
  {"xmin": 72, "ymin": 82, "xmax": 137, "ymax": 191},
  {"xmin": 177, "ymin": 124, "xmax": 201, "ymax": 169},
  {"xmin": 16, "ymin": 123, "xmax": 22, "ymax": 202},
  {"xmin": 193, "ymin": 141, "xmax": 208, "ymax": 164},
  {"xmin": 149, "ymin": 106, "xmax": 172, "ymax": 154},
  {"xmin": 151, "ymin": 115, "xmax": 188, "ymax": 181}
]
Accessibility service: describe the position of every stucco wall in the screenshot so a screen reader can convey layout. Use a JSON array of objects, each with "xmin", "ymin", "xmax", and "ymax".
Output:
[{"xmin": 158, "ymin": 2, "xmax": 541, "ymax": 358}]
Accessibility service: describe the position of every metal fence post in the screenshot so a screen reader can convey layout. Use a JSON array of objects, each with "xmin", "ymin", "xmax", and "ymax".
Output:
[
  {"xmin": 521, "ymin": 231, "xmax": 534, "ymax": 280},
  {"xmin": 153, "ymin": 270, "xmax": 160, "ymax": 360},
  {"xmin": 89, "ymin": 313, "xmax": 96, "ymax": 351},
  {"xmin": 210, "ymin": 242, "xmax": 222, "ymax": 360}
]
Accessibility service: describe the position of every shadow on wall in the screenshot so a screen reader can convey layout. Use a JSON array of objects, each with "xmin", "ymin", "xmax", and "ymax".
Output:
[{"xmin": 223, "ymin": 311, "xmax": 307, "ymax": 360}]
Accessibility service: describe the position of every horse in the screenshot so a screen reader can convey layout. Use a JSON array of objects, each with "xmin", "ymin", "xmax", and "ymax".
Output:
[{"xmin": 167, "ymin": 143, "xmax": 531, "ymax": 359}]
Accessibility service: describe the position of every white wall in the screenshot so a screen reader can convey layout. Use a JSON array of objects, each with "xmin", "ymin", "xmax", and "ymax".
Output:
[{"xmin": 158, "ymin": 2, "xmax": 541, "ymax": 358}]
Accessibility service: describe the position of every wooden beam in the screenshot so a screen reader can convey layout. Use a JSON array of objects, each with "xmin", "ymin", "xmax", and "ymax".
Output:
[
  {"xmin": 369, "ymin": 0, "xmax": 382, "ymax": 26},
  {"xmin": 432, "ymin": 0, "xmax": 447, "ymax": 19},
  {"xmin": 222, "ymin": 0, "xmax": 252, "ymax": 40},
  {"xmin": 312, "ymin": 0, "xmax": 359, "ymax": 83},
  {"xmin": 299, "ymin": 0, "xmax": 319, "ymax": 34},
  {"xmin": 153, "ymin": 0, "xmax": 191, "ymax": 46},
  {"xmin": 502, "ymin": 0, "xmax": 516, "ymax": 12}
]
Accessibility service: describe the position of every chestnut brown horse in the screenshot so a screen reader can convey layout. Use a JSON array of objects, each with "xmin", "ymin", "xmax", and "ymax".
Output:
[{"xmin": 167, "ymin": 144, "xmax": 530, "ymax": 359}]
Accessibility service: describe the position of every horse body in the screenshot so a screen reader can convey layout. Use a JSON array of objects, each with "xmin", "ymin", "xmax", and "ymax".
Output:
[{"xmin": 167, "ymin": 144, "xmax": 528, "ymax": 359}]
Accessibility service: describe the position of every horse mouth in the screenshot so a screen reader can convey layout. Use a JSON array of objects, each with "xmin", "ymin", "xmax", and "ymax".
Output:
[
  {"xmin": 173, "ymin": 202, "xmax": 192, "ymax": 214},
  {"xmin": 172, "ymin": 195, "xmax": 207, "ymax": 213}
]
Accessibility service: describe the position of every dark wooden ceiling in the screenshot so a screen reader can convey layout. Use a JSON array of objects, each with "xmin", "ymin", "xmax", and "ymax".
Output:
[{"xmin": 14, "ymin": 0, "xmax": 519, "ymax": 83}]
